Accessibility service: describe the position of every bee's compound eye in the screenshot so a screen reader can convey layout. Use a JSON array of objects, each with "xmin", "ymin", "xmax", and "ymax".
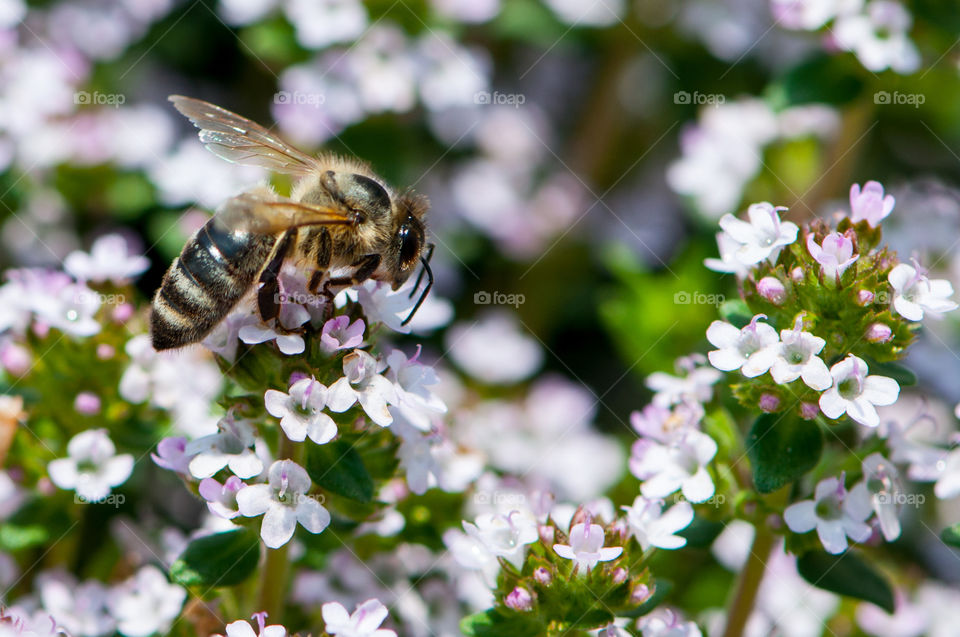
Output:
[{"xmin": 397, "ymin": 224, "xmax": 422, "ymax": 270}]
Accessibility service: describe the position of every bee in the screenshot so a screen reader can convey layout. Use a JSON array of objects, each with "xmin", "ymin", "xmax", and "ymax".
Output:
[{"xmin": 150, "ymin": 96, "xmax": 433, "ymax": 351}]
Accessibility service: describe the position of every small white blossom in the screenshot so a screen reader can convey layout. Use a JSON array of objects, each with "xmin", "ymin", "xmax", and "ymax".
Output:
[
  {"xmin": 888, "ymin": 263, "xmax": 958, "ymax": 321},
  {"xmin": 327, "ymin": 350, "xmax": 398, "ymax": 427},
  {"xmin": 704, "ymin": 231, "xmax": 751, "ymax": 277},
  {"xmin": 185, "ymin": 414, "xmax": 264, "ymax": 479},
  {"xmin": 622, "ymin": 495, "xmax": 694, "ymax": 550},
  {"xmin": 819, "ymin": 355, "xmax": 900, "ymax": 427},
  {"xmin": 265, "ymin": 377, "xmax": 338, "ymax": 445},
  {"xmin": 630, "ymin": 429, "xmax": 718, "ymax": 503},
  {"xmin": 647, "ymin": 357, "xmax": 722, "ymax": 408},
  {"xmin": 553, "ymin": 522, "xmax": 623, "ymax": 571},
  {"xmin": 37, "ymin": 571, "xmax": 115, "ymax": 637},
  {"xmin": 107, "ymin": 565, "xmax": 186, "ymax": 637},
  {"xmin": 63, "ymin": 234, "xmax": 149, "ymax": 284},
  {"xmin": 834, "ymin": 1, "xmax": 920, "ymax": 74},
  {"xmin": 219, "ymin": 611, "xmax": 287, "ymax": 637},
  {"xmin": 236, "ymin": 460, "xmax": 330, "ymax": 549},
  {"xmin": 385, "ymin": 348, "xmax": 447, "ymax": 432},
  {"xmin": 706, "ymin": 315, "xmax": 779, "ymax": 376},
  {"xmin": 784, "ymin": 476, "xmax": 872, "ymax": 554},
  {"xmin": 238, "ymin": 303, "xmax": 310, "ymax": 355},
  {"xmin": 716, "ymin": 202, "xmax": 799, "ymax": 266},
  {"xmin": 848, "ymin": 453, "xmax": 903, "ymax": 541},
  {"xmin": 850, "ymin": 180, "xmax": 895, "ymax": 227},
  {"xmin": 48, "ymin": 429, "xmax": 134, "ymax": 502},
  {"xmin": 462, "ymin": 511, "xmax": 538, "ymax": 570},
  {"xmin": 750, "ymin": 316, "xmax": 832, "ymax": 390},
  {"xmin": 321, "ymin": 598, "xmax": 396, "ymax": 637},
  {"xmin": 638, "ymin": 608, "xmax": 703, "ymax": 637}
]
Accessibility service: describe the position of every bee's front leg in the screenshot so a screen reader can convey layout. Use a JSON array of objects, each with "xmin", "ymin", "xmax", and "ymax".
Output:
[{"xmin": 319, "ymin": 254, "xmax": 381, "ymax": 317}]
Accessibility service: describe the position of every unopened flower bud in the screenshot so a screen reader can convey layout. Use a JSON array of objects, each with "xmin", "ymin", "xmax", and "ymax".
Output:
[
  {"xmin": 0, "ymin": 342, "xmax": 31, "ymax": 376},
  {"xmin": 759, "ymin": 393, "xmax": 780, "ymax": 412},
  {"xmin": 533, "ymin": 567, "xmax": 553, "ymax": 586},
  {"xmin": 856, "ymin": 289, "xmax": 875, "ymax": 306},
  {"xmin": 505, "ymin": 587, "xmax": 534, "ymax": 612},
  {"xmin": 766, "ymin": 513, "xmax": 783, "ymax": 530},
  {"xmin": 791, "ymin": 267, "xmax": 804, "ymax": 283},
  {"xmin": 757, "ymin": 277, "xmax": 787, "ymax": 305},
  {"xmin": 111, "ymin": 303, "xmax": 134, "ymax": 323},
  {"xmin": 610, "ymin": 567, "xmax": 628, "ymax": 584},
  {"xmin": 538, "ymin": 525, "xmax": 555, "ymax": 546},
  {"xmin": 800, "ymin": 402, "xmax": 819, "ymax": 420},
  {"xmin": 74, "ymin": 392, "xmax": 101, "ymax": 415},
  {"xmin": 96, "ymin": 344, "xmax": 115, "ymax": 360},
  {"xmin": 630, "ymin": 583, "xmax": 653, "ymax": 605},
  {"xmin": 865, "ymin": 323, "xmax": 893, "ymax": 343},
  {"xmin": 570, "ymin": 506, "xmax": 591, "ymax": 530}
]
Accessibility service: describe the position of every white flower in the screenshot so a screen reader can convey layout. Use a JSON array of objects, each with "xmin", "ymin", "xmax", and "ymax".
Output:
[
  {"xmin": 199, "ymin": 476, "xmax": 244, "ymax": 520},
  {"xmin": 704, "ymin": 231, "xmax": 751, "ymax": 278},
  {"xmin": 107, "ymin": 565, "xmax": 186, "ymax": 637},
  {"xmin": 933, "ymin": 447, "xmax": 960, "ymax": 500},
  {"xmin": 834, "ymin": 1, "xmax": 920, "ymax": 74},
  {"xmin": 543, "ymin": 0, "xmax": 624, "ymax": 27},
  {"xmin": 717, "ymin": 202, "xmax": 798, "ymax": 266},
  {"xmin": 63, "ymin": 234, "xmax": 149, "ymax": 284},
  {"xmin": 327, "ymin": 350, "xmax": 398, "ymax": 427},
  {"xmin": 705, "ymin": 315, "xmax": 779, "ymax": 376},
  {"xmin": 783, "ymin": 476, "xmax": 872, "ymax": 554},
  {"xmin": 638, "ymin": 608, "xmax": 703, "ymax": 637},
  {"xmin": 38, "ymin": 571, "xmax": 115, "ymax": 637},
  {"xmin": 236, "ymin": 460, "xmax": 330, "ymax": 549},
  {"xmin": 321, "ymin": 598, "xmax": 396, "ymax": 637},
  {"xmin": 888, "ymin": 263, "xmax": 958, "ymax": 321},
  {"xmin": 819, "ymin": 355, "xmax": 900, "ymax": 427},
  {"xmin": 751, "ymin": 316, "xmax": 832, "ymax": 390},
  {"xmin": 848, "ymin": 453, "xmax": 903, "ymax": 541},
  {"xmin": 807, "ymin": 232, "xmax": 859, "ymax": 279},
  {"xmin": 553, "ymin": 522, "xmax": 623, "ymax": 571},
  {"xmin": 283, "ymin": 0, "xmax": 367, "ymax": 50},
  {"xmin": 238, "ymin": 303, "xmax": 310, "ymax": 355},
  {"xmin": 48, "ymin": 429, "xmax": 134, "ymax": 502},
  {"xmin": 647, "ymin": 357, "xmax": 722, "ymax": 408},
  {"xmin": 385, "ymin": 348, "xmax": 447, "ymax": 432},
  {"xmin": 850, "ymin": 180, "xmax": 895, "ymax": 227},
  {"xmin": 622, "ymin": 495, "xmax": 694, "ymax": 551},
  {"xmin": 462, "ymin": 511, "xmax": 538, "ymax": 570},
  {"xmin": 185, "ymin": 414, "xmax": 264, "ymax": 479},
  {"xmin": 350, "ymin": 280, "xmax": 418, "ymax": 334},
  {"xmin": 630, "ymin": 429, "xmax": 717, "ymax": 503},
  {"xmin": 446, "ymin": 312, "xmax": 543, "ymax": 384},
  {"xmin": 265, "ymin": 377, "xmax": 337, "ymax": 445},
  {"xmin": 220, "ymin": 611, "xmax": 287, "ymax": 637}
]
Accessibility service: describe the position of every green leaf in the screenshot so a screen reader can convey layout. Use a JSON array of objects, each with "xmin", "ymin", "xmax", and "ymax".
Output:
[
  {"xmin": 718, "ymin": 299, "xmax": 753, "ymax": 328},
  {"xmin": 170, "ymin": 528, "xmax": 261, "ymax": 588},
  {"xmin": 306, "ymin": 440, "xmax": 375, "ymax": 503},
  {"xmin": 862, "ymin": 358, "xmax": 917, "ymax": 387},
  {"xmin": 941, "ymin": 524, "xmax": 960, "ymax": 548},
  {"xmin": 677, "ymin": 517, "xmax": 725, "ymax": 548},
  {"xmin": 747, "ymin": 413, "xmax": 823, "ymax": 494},
  {"xmin": 796, "ymin": 551, "xmax": 894, "ymax": 612},
  {"xmin": 460, "ymin": 609, "xmax": 542, "ymax": 637}
]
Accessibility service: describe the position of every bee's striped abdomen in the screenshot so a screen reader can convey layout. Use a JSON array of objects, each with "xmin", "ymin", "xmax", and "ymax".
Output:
[{"xmin": 150, "ymin": 219, "xmax": 276, "ymax": 350}]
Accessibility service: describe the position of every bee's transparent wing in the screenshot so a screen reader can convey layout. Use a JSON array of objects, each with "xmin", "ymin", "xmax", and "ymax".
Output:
[
  {"xmin": 170, "ymin": 95, "xmax": 320, "ymax": 175},
  {"xmin": 216, "ymin": 191, "xmax": 357, "ymax": 235}
]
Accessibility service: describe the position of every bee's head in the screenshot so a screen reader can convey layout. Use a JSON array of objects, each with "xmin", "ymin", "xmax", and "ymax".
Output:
[{"xmin": 389, "ymin": 191, "xmax": 429, "ymax": 289}]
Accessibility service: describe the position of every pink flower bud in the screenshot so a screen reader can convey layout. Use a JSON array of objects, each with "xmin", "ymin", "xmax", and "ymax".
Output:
[
  {"xmin": 538, "ymin": 525, "xmax": 555, "ymax": 546},
  {"xmin": 505, "ymin": 587, "xmax": 534, "ymax": 611},
  {"xmin": 630, "ymin": 583, "xmax": 653, "ymax": 605},
  {"xmin": 800, "ymin": 402, "xmax": 820, "ymax": 420},
  {"xmin": 611, "ymin": 567, "xmax": 628, "ymax": 584},
  {"xmin": 74, "ymin": 392, "xmax": 101, "ymax": 415},
  {"xmin": 759, "ymin": 393, "xmax": 780, "ymax": 412},
  {"xmin": 856, "ymin": 289, "xmax": 875, "ymax": 306},
  {"xmin": 111, "ymin": 303, "xmax": 134, "ymax": 323},
  {"xmin": 96, "ymin": 344, "xmax": 115, "ymax": 360},
  {"xmin": 757, "ymin": 277, "xmax": 787, "ymax": 305},
  {"xmin": 865, "ymin": 323, "xmax": 892, "ymax": 343},
  {"xmin": 791, "ymin": 267, "xmax": 804, "ymax": 283},
  {"xmin": 533, "ymin": 567, "xmax": 553, "ymax": 586},
  {"xmin": 0, "ymin": 342, "xmax": 31, "ymax": 376}
]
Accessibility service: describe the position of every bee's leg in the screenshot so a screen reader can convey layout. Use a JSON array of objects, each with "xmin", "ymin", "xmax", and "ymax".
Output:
[
  {"xmin": 307, "ymin": 228, "xmax": 332, "ymax": 295},
  {"xmin": 322, "ymin": 254, "xmax": 381, "ymax": 300},
  {"xmin": 257, "ymin": 229, "xmax": 297, "ymax": 323}
]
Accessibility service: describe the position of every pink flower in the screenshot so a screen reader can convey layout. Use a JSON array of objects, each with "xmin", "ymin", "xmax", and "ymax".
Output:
[
  {"xmin": 320, "ymin": 316, "xmax": 365, "ymax": 353},
  {"xmin": 806, "ymin": 232, "xmax": 859, "ymax": 279},
  {"xmin": 850, "ymin": 181, "xmax": 894, "ymax": 227}
]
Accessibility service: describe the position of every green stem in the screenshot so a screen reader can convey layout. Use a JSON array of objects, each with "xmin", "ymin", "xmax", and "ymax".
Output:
[
  {"xmin": 720, "ymin": 520, "xmax": 776, "ymax": 637},
  {"xmin": 257, "ymin": 435, "xmax": 303, "ymax": 619}
]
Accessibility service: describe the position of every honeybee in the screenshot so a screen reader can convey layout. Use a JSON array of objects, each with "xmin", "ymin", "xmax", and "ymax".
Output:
[{"xmin": 150, "ymin": 96, "xmax": 433, "ymax": 351}]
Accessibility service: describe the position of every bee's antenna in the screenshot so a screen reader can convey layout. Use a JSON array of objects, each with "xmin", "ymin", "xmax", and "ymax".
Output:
[
  {"xmin": 401, "ymin": 255, "xmax": 433, "ymax": 326},
  {"xmin": 408, "ymin": 243, "xmax": 435, "ymax": 299}
]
